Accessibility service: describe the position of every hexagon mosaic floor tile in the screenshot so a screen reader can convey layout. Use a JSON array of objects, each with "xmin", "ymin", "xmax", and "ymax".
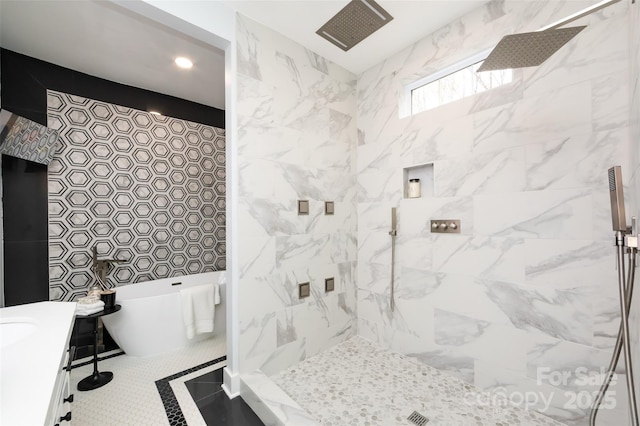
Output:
[
  {"xmin": 46, "ymin": 91, "xmax": 226, "ymax": 301},
  {"xmin": 70, "ymin": 333, "xmax": 226, "ymax": 425}
]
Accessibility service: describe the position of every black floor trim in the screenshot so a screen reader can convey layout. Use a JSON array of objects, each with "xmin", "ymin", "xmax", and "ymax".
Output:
[{"xmin": 155, "ymin": 355, "xmax": 227, "ymax": 426}]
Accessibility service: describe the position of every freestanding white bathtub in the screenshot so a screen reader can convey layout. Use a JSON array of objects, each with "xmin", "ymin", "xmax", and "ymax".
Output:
[{"xmin": 101, "ymin": 271, "xmax": 226, "ymax": 358}]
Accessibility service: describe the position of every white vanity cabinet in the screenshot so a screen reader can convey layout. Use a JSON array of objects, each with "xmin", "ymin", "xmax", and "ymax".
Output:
[
  {"xmin": 0, "ymin": 301, "xmax": 76, "ymax": 426},
  {"xmin": 48, "ymin": 345, "xmax": 75, "ymax": 426}
]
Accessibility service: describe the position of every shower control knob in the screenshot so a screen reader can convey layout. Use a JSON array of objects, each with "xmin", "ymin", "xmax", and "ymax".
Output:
[{"xmin": 431, "ymin": 219, "xmax": 461, "ymax": 234}]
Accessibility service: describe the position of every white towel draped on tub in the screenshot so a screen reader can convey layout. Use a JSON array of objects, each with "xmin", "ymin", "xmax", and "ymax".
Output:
[{"xmin": 180, "ymin": 284, "xmax": 220, "ymax": 339}]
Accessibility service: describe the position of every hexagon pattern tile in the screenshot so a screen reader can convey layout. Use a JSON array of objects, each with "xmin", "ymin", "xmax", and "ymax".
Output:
[{"xmin": 47, "ymin": 91, "xmax": 226, "ymax": 301}]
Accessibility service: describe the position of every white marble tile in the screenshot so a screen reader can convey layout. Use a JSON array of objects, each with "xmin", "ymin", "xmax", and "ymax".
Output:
[
  {"xmin": 314, "ymin": 201, "xmax": 356, "ymax": 236},
  {"xmin": 482, "ymin": 280, "xmax": 593, "ymax": 346},
  {"xmin": 435, "ymin": 147, "xmax": 526, "ymax": 197},
  {"xmin": 522, "ymin": 1, "xmax": 629, "ymax": 99},
  {"xmin": 258, "ymin": 338, "xmax": 309, "ymax": 377},
  {"xmin": 593, "ymin": 295, "xmax": 622, "ymax": 350},
  {"xmin": 357, "ymin": 228, "xmax": 392, "ymax": 267},
  {"xmin": 357, "ymin": 289, "xmax": 395, "ymax": 347},
  {"xmin": 432, "ymin": 235, "xmax": 525, "ymax": 284},
  {"xmin": 476, "ymin": 355, "xmax": 632, "ymax": 426},
  {"xmin": 525, "ymin": 335, "xmax": 619, "ymax": 392},
  {"xmin": 433, "ymin": 310, "xmax": 529, "ymax": 375},
  {"xmin": 291, "ymin": 293, "xmax": 355, "ymax": 359},
  {"xmin": 525, "ymin": 127, "xmax": 630, "ymax": 191},
  {"xmin": 357, "ymin": 141, "xmax": 402, "ymax": 203},
  {"xmin": 275, "ymin": 234, "xmax": 331, "ymax": 271},
  {"xmin": 592, "ymin": 72, "xmax": 630, "ymax": 131},
  {"xmin": 427, "ymin": 273, "xmax": 514, "ymax": 326},
  {"xmin": 241, "ymin": 369, "xmax": 318, "ymax": 426},
  {"xmin": 474, "ymin": 360, "xmax": 584, "ymax": 425},
  {"xmin": 239, "ymin": 274, "xmax": 290, "ymax": 319},
  {"xmin": 473, "ymin": 189, "xmax": 593, "ymax": 239},
  {"xmin": 396, "ymin": 267, "xmax": 442, "ymax": 301},
  {"xmin": 237, "ymin": 74, "xmax": 276, "ymax": 124},
  {"xmin": 237, "ymin": 120, "xmax": 307, "ymax": 165},
  {"xmin": 524, "ymin": 239, "xmax": 617, "ymax": 293},
  {"xmin": 236, "ymin": 15, "xmax": 264, "ymax": 81},
  {"xmin": 395, "ymin": 234, "xmax": 433, "ymax": 271},
  {"xmin": 328, "ymin": 229, "xmax": 357, "ymax": 264},
  {"xmin": 397, "ymin": 115, "xmax": 475, "ymax": 165},
  {"xmin": 357, "ymin": 261, "xmax": 392, "ymax": 295},
  {"xmin": 239, "ymin": 311, "xmax": 277, "ymax": 364},
  {"xmin": 473, "ymin": 82, "xmax": 592, "ymax": 154}
]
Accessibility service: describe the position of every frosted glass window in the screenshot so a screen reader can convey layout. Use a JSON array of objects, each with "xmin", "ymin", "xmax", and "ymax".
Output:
[{"xmin": 411, "ymin": 61, "xmax": 512, "ymax": 115}]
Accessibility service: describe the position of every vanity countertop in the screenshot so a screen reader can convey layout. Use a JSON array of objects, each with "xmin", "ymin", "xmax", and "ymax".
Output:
[{"xmin": 0, "ymin": 301, "xmax": 76, "ymax": 426}]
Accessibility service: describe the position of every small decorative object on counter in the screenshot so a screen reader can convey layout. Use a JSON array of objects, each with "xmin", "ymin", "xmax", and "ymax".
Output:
[
  {"xmin": 87, "ymin": 286, "xmax": 102, "ymax": 299},
  {"xmin": 100, "ymin": 290, "xmax": 116, "ymax": 309},
  {"xmin": 408, "ymin": 178, "xmax": 421, "ymax": 198}
]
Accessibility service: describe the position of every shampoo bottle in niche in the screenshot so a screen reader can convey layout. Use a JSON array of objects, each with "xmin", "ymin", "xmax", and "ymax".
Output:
[{"xmin": 408, "ymin": 178, "xmax": 421, "ymax": 198}]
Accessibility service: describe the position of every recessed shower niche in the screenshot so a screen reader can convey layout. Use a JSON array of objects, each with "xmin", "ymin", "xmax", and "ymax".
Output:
[{"xmin": 402, "ymin": 163, "xmax": 434, "ymax": 199}]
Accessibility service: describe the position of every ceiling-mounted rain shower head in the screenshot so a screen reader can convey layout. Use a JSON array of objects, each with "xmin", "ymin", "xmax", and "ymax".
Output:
[
  {"xmin": 316, "ymin": 0, "xmax": 393, "ymax": 52},
  {"xmin": 477, "ymin": 26, "xmax": 585, "ymax": 72}
]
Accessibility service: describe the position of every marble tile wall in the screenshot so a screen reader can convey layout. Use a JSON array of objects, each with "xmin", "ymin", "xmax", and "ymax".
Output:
[
  {"xmin": 629, "ymin": 0, "xmax": 640, "ymax": 415},
  {"xmin": 234, "ymin": 14, "xmax": 358, "ymax": 375},
  {"xmin": 356, "ymin": 1, "xmax": 632, "ymax": 424}
]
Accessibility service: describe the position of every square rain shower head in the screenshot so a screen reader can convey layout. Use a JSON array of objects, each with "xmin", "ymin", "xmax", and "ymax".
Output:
[
  {"xmin": 477, "ymin": 26, "xmax": 586, "ymax": 72},
  {"xmin": 316, "ymin": 0, "xmax": 393, "ymax": 52}
]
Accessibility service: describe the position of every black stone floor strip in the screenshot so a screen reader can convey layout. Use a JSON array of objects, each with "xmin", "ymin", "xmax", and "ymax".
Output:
[
  {"xmin": 155, "ymin": 355, "xmax": 227, "ymax": 426},
  {"xmin": 185, "ymin": 367, "xmax": 264, "ymax": 426}
]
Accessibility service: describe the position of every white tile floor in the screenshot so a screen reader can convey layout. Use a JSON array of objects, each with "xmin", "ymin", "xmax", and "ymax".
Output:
[
  {"xmin": 271, "ymin": 336, "xmax": 567, "ymax": 426},
  {"xmin": 70, "ymin": 334, "xmax": 226, "ymax": 426}
]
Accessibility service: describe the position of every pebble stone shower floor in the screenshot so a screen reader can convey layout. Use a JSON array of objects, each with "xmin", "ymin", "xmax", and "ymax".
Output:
[{"xmin": 271, "ymin": 336, "xmax": 567, "ymax": 426}]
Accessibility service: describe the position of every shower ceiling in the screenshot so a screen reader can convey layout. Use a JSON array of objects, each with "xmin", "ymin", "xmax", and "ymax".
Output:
[
  {"xmin": 316, "ymin": 0, "xmax": 394, "ymax": 52},
  {"xmin": 223, "ymin": 0, "xmax": 490, "ymax": 73},
  {"xmin": 0, "ymin": 0, "xmax": 489, "ymax": 104}
]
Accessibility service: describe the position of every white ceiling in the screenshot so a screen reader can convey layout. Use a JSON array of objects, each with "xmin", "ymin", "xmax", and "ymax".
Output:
[
  {"xmin": 0, "ymin": 0, "xmax": 489, "ymax": 109},
  {"xmin": 0, "ymin": 0, "xmax": 227, "ymax": 110},
  {"xmin": 224, "ymin": 0, "xmax": 490, "ymax": 74}
]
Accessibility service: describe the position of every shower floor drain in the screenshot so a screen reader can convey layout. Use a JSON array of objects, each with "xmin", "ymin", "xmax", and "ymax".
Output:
[{"xmin": 407, "ymin": 411, "xmax": 429, "ymax": 425}]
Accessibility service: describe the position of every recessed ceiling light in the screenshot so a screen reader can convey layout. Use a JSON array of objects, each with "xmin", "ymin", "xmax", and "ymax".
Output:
[
  {"xmin": 149, "ymin": 111, "xmax": 161, "ymax": 116},
  {"xmin": 175, "ymin": 57, "xmax": 193, "ymax": 69}
]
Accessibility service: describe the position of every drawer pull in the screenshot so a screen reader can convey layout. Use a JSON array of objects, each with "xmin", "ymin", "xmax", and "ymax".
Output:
[
  {"xmin": 64, "ymin": 394, "xmax": 74, "ymax": 403},
  {"xmin": 59, "ymin": 411, "xmax": 72, "ymax": 422}
]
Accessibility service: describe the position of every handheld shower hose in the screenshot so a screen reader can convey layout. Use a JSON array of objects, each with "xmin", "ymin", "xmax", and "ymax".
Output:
[
  {"xmin": 589, "ymin": 240, "xmax": 638, "ymax": 426},
  {"xmin": 590, "ymin": 167, "xmax": 639, "ymax": 426}
]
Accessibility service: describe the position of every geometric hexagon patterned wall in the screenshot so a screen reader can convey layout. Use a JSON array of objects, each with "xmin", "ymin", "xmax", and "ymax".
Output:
[{"xmin": 46, "ymin": 91, "xmax": 225, "ymax": 301}]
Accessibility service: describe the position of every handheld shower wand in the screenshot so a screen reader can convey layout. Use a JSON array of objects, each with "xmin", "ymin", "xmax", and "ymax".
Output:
[
  {"xmin": 590, "ymin": 166, "xmax": 639, "ymax": 426},
  {"xmin": 389, "ymin": 208, "xmax": 397, "ymax": 313}
]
